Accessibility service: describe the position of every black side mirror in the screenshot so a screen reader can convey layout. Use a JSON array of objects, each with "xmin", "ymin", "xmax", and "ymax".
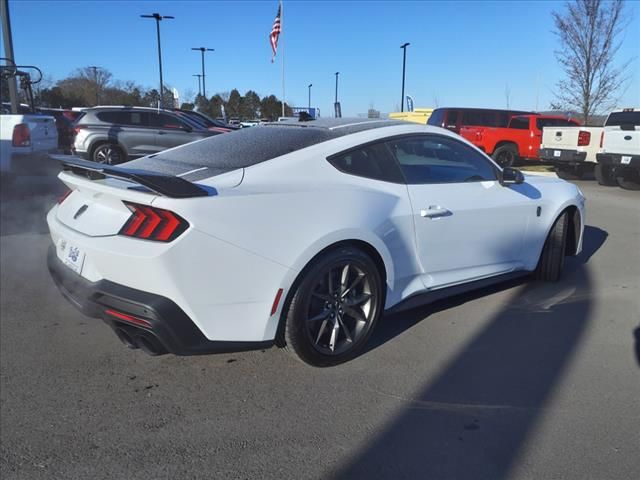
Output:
[{"xmin": 500, "ymin": 167, "xmax": 525, "ymax": 186}]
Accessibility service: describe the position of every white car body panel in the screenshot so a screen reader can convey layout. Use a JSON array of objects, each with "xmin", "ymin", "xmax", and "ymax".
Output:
[{"xmin": 47, "ymin": 122, "xmax": 585, "ymax": 344}]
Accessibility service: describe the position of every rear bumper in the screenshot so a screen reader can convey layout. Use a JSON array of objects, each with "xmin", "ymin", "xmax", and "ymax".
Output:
[
  {"xmin": 539, "ymin": 148, "xmax": 588, "ymax": 164},
  {"xmin": 596, "ymin": 153, "xmax": 640, "ymax": 168},
  {"xmin": 47, "ymin": 245, "xmax": 273, "ymax": 356}
]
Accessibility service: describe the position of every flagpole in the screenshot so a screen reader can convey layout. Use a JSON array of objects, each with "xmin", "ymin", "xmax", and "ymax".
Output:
[{"xmin": 281, "ymin": 0, "xmax": 285, "ymax": 117}]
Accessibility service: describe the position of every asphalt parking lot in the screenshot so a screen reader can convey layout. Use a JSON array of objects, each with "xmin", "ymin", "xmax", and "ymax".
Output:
[{"xmin": 1, "ymin": 168, "xmax": 639, "ymax": 480}]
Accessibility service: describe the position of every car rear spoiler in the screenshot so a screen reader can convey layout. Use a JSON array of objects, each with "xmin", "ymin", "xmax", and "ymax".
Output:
[{"xmin": 52, "ymin": 156, "xmax": 213, "ymax": 198}]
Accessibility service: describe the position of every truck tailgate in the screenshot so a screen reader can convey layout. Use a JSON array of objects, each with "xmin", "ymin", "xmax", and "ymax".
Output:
[{"xmin": 29, "ymin": 115, "xmax": 58, "ymax": 151}]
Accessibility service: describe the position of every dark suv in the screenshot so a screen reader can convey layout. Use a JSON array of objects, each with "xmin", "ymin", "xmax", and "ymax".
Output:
[
  {"xmin": 72, "ymin": 106, "xmax": 223, "ymax": 164},
  {"xmin": 427, "ymin": 107, "xmax": 536, "ymax": 133}
]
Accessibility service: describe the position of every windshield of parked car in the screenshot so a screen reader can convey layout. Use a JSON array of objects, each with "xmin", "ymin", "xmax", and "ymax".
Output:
[{"xmin": 605, "ymin": 111, "xmax": 640, "ymax": 127}]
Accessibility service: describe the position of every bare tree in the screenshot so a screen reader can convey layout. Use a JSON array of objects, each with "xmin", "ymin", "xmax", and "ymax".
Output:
[
  {"xmin": 552, "ymin": 0, "xmax": 631, "ymax": 124},
  {"xmin": 505, "ymin": 83, "xmax": 512, "ymax": 109}
]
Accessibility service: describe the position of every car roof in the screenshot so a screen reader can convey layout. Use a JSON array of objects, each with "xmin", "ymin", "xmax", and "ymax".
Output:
[
  {"xmin": 85, "ymin": 106, "xmax": 179, "ymax": 113},
  {"xmin": 262, "ymin": 117, "xmax": 406, "ymax": 135}
]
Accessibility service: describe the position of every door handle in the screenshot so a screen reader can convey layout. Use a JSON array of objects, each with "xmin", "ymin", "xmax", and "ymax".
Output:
[
  {"xmin": 158, "ymin": 131, "xmax": 167, "ymax": 135},
  {"xmin": 420, "ymin": 205, "xmax": 452, "ymax": 218}
]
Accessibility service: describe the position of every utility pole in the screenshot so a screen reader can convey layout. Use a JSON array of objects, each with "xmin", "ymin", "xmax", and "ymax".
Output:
[
  {"xmin": 141, "ymin": 13, "xmax": 174, "ymax": 108},
  {"xmin": 1, "ymin": 0, "xmax": 19, "ymax": 113},
  {"xmin": 400, "ymin": 42, "xmax": 410, "ymax": 112},
  {"xmin": 193, "ymin": 74, "xmax": 202, "ymax": 97},
  {"xmin": 191, "ymin": 47, "xmax": 214, "ymax": 99},
  {"xmin": 89, "ymin": 66, "xmax": 100, "ymax": 105}
]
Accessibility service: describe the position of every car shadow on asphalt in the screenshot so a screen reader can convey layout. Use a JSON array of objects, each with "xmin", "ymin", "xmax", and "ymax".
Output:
[
  {"xmin": 339, "ymin": 225, "xmax": 607, "ymax": 479},
  {"xmin": 0, "ymin": 168, "xmax": 64, "ymax": 237}
]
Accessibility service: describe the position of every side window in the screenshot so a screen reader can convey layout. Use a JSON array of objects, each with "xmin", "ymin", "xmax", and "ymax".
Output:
[
  {"xmin": 427, "ymin": 109, "xmax": 444, "ymax": 127},
  {"xmin": 509, "ymin": 117, "xmax": 530, "ymax": 129},
  {"xmin": 328, "ymin": 142, "xmax": 404, "ymax": 183},
  {"xmin": 97, "ymin": 111, "xmax": 127, "ymax": 124},
  {"xmin": 128, "ymin": 112, "xmax": 148, "ymax": 127},
  {"xmin": 386, "ymin": 135, "xmax": 498, "ymax": 184},
  {"xmin": 445, "ymin": 110, "xmax": 459, "ymax": 129},
  {"xmin": 149, "ymin": 113, "xmax": 185, "ymax": 129}
]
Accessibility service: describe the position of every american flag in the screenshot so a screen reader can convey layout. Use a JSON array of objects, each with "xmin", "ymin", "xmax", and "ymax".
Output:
[{"xmin": 270, "ymin": 3, "xmax": 281, "ymax": 63}]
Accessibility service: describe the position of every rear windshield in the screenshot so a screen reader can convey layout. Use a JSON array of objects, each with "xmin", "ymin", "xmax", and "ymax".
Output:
[
  {"xmin": 536, "ymin": 118, "xmax": 578, "ymax": 129},
  {"xmin": 605, "ymin": 111, "xmax": 640, "ymax": 127},
  {"xmin": 124, "ymin": 125, "xmax": 338, "ymax": 180}
]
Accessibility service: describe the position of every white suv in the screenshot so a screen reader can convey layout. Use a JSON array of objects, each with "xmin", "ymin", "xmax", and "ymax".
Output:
[{"xmin": 596, "ymin": 108, "xmax": 640, "ymax": 190}]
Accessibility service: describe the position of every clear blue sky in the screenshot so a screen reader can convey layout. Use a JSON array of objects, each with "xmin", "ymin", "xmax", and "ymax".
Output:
[{"xmin": 5, "ymin": 0, "xmax": 640, "ymax": 116}]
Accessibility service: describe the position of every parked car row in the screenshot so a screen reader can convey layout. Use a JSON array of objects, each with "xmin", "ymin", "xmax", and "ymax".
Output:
[
  {"xmin": 71, "ymin": 106, "xmax": 230, "ymax": 164},
  {"xmin": 426, "ymin": 105, "xmax": 639, "ymax": 190}
]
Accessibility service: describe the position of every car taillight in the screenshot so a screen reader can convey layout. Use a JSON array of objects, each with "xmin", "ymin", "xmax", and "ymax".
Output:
[
  {"xmin": 72, "ymin": 125, "xmax": 86, "ymax": 136},
  {"xmin": 12, "ymin": 123, "xmax": 31, "ymax": 146},
  {"xmin": 58, "ymin": 189, "xmax": 73, "ymax": 204},
  {"xmin": 577, "ymin": 130, "xmax": 591, "ymax": 146},
  {"xmin": 600, "ymin": 131, "xmax": 604, "ymax": 148},
  {"xmin": 119, "ymin": 202, "xmax": 189, "ymax": 242}
]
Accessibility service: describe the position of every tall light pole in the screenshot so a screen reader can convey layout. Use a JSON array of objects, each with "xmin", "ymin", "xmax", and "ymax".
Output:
[
  {"xmin": 334, "ymin": 72, "xmax": 339, "ymax": 104},
  {"xmin": 191, "ymin": 47, "xmax": 214, "ymax": 99},
  {"xmin": 400, "ymin": 42, "xmax": 410, "ymax": 112},
  {"xmin": 141, "ymin": 13, "xmax": 174, "ymax": 108},
  {"xmin": 308, "ymin": 83, "xmax": 312, "ymax": 110},
  {"xmin": 193, "ymin": 74, "xmax": 202, "ymax": 97},
  {"xmin": 89, "ymin": 66, "xmax": 100, "ymax": 105}
]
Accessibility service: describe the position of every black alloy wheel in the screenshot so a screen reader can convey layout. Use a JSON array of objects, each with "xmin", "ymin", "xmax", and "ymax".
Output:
[
  {"xmin": 93, "ymin": 144, "xmax": 124, "ymax": 165},
  {"xmin": 284, "ymin": 247, "xmax": 383, "ymax": 366}
]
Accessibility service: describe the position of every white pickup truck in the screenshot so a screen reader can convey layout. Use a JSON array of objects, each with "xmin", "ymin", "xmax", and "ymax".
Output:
[
  {"xmin": 539, "ymin": 125, "xmax": 603, "ymax": 180},
  {"xmin": 595, "ymin": 108, "xmax": 640, "ymax": 190},
  {"xmin": 0, "ymin": 112, "xmax": 58, "ymax": 183}
]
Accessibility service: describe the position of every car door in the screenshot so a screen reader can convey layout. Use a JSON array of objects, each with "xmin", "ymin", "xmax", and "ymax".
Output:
[
  {"xmin": 386, "ymin": 134, "xmax": 536, "ymax": 289},
  {"xmin": 149, "ymin": 112, "xmax": 196, "ymax": 150}
]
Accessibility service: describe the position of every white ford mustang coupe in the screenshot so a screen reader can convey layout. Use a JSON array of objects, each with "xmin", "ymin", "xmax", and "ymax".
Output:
[{"xmin": 47, "ymin": 119, "xmax": 585, "ymax": 366}]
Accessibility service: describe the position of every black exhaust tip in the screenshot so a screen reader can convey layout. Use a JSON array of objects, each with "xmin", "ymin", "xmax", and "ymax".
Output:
[
  {"xmin": 136, "ymin": 333, "xmax": 168, "ymax": 356},
  {"xmin": 115, "ymin": 328, "xmax": 138, "ymax": 349}
]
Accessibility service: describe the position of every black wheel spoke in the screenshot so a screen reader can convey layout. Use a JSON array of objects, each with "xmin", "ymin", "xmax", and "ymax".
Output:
[
  {"xmin": 344, "ymin": 292, "xmax": 371, "ymax": 307},
  {"xmin": 336, "ymin": 314, "xmax": 353, "ymax": 343},
  {"xmin": 305, "ymin": 260, "xmax": 377, "ymax": 357},
  {"xmin": 341, "ymin": 273, "xmax": 365, "ymax": 298}
]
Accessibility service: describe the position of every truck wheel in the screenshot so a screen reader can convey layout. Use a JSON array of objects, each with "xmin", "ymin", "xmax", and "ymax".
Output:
[
  {"xmin": 492, "ymin": 145, "xmax": 517, "ymax": 168},
  {"xmin": 616, "ymin": 168, "xmax": 640, "ymax": 191},
  {"xmin": 594, "ymin": 164, "xmax": 617, "ymax": 186},
  {"xmin": 555, "ymin": 165, "xmax": 584, "ymax": 180},
  {"xmin": 535, "ymin": 211, "xmax": 568, "ymax": 282}
]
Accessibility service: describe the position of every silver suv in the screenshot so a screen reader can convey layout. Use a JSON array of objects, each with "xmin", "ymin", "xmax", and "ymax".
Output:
[{"xmin": 72, "ymin": 106, "xmax": 222, "ymax": 164}]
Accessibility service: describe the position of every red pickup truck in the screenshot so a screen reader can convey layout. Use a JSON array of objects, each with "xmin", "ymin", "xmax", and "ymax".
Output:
[{"xmin": 460, "ymin": 115, "xmax": 580, "ymax": 167}]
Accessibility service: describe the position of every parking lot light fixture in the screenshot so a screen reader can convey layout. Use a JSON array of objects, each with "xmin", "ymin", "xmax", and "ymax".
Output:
[
  {"xmin": 89, "ymin": 65, "xmax": 100, "ymax": 105},
  {"xmin": 193, "ymin": 74, "xmax": 202, "ymax": 97},
  {"xmin": 191, "ymin": 47, "xmax": 214, "ymax": 99},
  {"xmin": 400, "ymin": 42, "xmax": 410, "ymax": 112},
  {"xmin": 141, "ymin": 13, "xmax": 174, "ymax": 108}
]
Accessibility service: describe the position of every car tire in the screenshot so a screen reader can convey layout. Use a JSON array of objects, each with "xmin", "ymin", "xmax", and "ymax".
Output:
[
  {"xmin": 535, "ymin": 211, "xmax": 568, "ymax": 282},
  {"xmin": 284, "ymin": 246, "xmax": 383, "ymax": 367},
  {"xmin": 92, "ymin": 143, "xmax": 126, "ymax": 165},
  {"xmin": 594, "ymin": 163, "xmax": 617, "ymax": 186},
  {"xmin": 492, "ymin": 144, "xmax": 518, "ymax": 168},
  {"xmin": 615, "ymin": 168, "xmax": 640, "ymax": 191},
  {"xmin": 555, "ymin": 165, "xmax": 587, "ymax": 180}
]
